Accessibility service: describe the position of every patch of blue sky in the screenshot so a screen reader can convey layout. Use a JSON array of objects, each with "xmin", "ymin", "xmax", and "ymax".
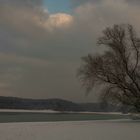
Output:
[{"xmin": 43, "ymin": 0, "xmax": 72, "ymax": 14}]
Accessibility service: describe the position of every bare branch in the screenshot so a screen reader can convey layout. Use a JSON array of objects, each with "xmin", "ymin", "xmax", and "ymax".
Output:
[{"xmin": 78, "ymin": 24, "xmax": 140, "ymax": 112}]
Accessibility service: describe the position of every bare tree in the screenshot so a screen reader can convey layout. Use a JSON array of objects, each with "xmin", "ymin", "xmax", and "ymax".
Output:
[{"xmin": 78, "ymin": 24, "xmax": 140, "ymax": 112}]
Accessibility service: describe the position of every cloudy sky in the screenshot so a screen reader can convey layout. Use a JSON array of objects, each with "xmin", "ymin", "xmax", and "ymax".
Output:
[{"xmin": 0, "ymin": 0, "xmax": 140, "ymax": 102}]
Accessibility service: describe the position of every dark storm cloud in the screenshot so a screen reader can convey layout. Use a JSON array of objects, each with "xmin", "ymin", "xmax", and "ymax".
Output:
[
  {"xmin": 71, "ymin": 0, "xmax": 140, "ymax": 6},
  {"xmin": 0, "ymin": 0, "xmax": 43, "ymax": 7},
  {"xmin": 126, "ymin": 0, "xmax": 140, "ymax": 5}
]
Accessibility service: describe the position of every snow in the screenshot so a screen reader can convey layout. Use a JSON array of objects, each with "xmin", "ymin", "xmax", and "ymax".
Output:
[
  {"xmin": 0, "ymin": 120, "xmax": 140, "ymax": 140},
  {"xmin": 0, "ymin": 109, "xmax": 124, "ymax": 114},
  {"xmin": 0, "ymin": 109, "xmax": 60, "ymax": 113}
]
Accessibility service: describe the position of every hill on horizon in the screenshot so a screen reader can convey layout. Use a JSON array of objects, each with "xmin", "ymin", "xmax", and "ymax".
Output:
[{"xmin": 0, "ymin": 96, "xmax": 128, "ymax": 112}]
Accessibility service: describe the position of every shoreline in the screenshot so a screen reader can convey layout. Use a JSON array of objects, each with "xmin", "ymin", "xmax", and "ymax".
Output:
[{"xmin": 0, "ymin": 109, "xmax": 124, "ymax": 114}]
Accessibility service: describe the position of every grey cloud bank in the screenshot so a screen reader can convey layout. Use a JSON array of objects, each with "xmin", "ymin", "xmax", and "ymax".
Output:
[{"xmin": 0, "ymin": 0, "xmax": 140, "ymax": 102}]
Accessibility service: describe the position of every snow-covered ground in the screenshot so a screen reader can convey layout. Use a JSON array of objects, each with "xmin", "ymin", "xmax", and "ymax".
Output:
[
  {"xmin": 0, "ymin": 109, "xmax": 60, "ymax": 113},
  {"xmin": 0, "ymin": 109, "xmax": 124, "ymax": 114},
  {"xmin": 0, "ymin": 120, "xmax": 140, "ymax": 140}
]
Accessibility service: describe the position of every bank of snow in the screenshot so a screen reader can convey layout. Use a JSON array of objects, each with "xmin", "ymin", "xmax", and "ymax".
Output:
[
  {"xmin": 0, "ymin": 109, "xmax": 124, "ymax": 114},
  {"xmin": 0, "ymin": 109, "xmax": 60, "ymax": 113},
  {"xmin": 0, "ymin": 120, "xmax": 139, "ymax": 140}
]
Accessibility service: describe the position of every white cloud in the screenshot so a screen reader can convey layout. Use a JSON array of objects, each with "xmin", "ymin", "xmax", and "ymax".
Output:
[
  {"xmin": 0, "ymin": 5, "xmax": 73, "ymax": 33},
  {"xmin": 40, "ymin": 13, "xmax": 74, "ymax": 31}
]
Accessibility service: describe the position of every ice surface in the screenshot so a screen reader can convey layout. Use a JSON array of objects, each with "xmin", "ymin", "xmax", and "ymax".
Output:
[{"xmin": 0, "ymin": 120, "xmax": 140, "ymax": 140}]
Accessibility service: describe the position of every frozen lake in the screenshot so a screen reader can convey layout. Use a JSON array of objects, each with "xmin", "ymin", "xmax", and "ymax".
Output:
[
  {"xmin": 0, "ymin": 110, "xmax": 129, "ymax": 123},
  {"xmin": 0, "ymin": 120, "xmax": 140, "ymax": 140}
]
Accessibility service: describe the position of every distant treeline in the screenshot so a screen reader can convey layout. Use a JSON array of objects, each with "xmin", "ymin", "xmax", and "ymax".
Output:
[{"xmin": 0, "ymin": 96, "xmax": 131, "ymax": 112}]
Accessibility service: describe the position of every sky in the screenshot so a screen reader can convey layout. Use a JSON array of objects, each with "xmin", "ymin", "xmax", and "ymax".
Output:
[
  {"xmin": 43, "ymin": 0, "xmax": 72, "ymax": 13},
  {"xmin": 0, "ymin": 0, "xmax": 140, "ymax": 102}
]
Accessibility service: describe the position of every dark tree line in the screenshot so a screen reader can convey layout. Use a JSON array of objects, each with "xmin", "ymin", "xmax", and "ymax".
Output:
[{"xmin": 78, "ymin": 24, "xmax": 140, "ymax": 112}]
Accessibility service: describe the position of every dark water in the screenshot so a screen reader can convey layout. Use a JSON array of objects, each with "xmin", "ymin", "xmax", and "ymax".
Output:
[{"xmin": 0, "ymin": 112, "xmax": 129, "ymax": 123}]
